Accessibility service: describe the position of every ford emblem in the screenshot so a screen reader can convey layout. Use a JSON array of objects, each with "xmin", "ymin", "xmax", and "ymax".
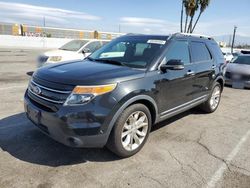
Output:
[{"xmin": 33, "ymin": 86, "xmax": 42, "ymax": 95}]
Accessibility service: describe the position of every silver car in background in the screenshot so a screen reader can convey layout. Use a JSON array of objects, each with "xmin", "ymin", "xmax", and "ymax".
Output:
[{"xmin": 225, "ymin": 55, "xmax": 250, "ymax": 89}]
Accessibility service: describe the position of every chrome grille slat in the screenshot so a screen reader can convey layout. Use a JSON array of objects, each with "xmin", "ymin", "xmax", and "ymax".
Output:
[
  {"xmin": 31, "ymin": 80, "xmax": 71, "ymax": 94},
  {"xmin": 28, "ymin": 88, "xmax": 64, "ymax": 104},
  {"xmin": 28, "ymin": 80, "xmax": 71, "ymax": 104}
]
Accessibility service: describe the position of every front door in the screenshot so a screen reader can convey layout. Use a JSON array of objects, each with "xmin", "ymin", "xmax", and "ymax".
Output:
[{"xmin": 155, "ymin": 40, "xmax": 196, "ymax": 115}]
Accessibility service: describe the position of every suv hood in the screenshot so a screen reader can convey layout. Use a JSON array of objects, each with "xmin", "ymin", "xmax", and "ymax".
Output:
[
  {"xmin": 226, "ymin": 63, "xmax": 250, "ymax": 75},
  {"xmin": 34, "ymin": 60, "xmax": 146, "ymax": 85}
]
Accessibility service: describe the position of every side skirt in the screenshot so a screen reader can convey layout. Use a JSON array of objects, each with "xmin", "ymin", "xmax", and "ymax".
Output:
[{"xmin": 157, "ymin": 95, "xmax": 208, "ymax": 123}]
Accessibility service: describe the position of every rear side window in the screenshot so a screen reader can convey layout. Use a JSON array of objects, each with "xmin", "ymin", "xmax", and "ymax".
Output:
[
  {"xmin": 164, "ymin": 40, "xmax": 190, "ymax": 65},
  {"xmin": 209, "ymin": 42, "xmax": 224, "ymax": 59},
  {"xmin": 190, "ymin": 42, "xmax": 212, "ymax": 62}
]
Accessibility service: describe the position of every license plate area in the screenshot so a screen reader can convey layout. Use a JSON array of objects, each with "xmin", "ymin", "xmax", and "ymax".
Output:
[{"xmin": 27, "ymin": 105, "xmax": 41, "ymax": 124}]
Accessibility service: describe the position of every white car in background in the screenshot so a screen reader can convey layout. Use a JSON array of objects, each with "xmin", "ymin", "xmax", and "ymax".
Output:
[
  {"xmin": 37, "ymin": 39, "xmax": 109, "ymax": 67},
  {"xmin": 223, "ymin": 52, "xmax": 234, "ymax": 62}
]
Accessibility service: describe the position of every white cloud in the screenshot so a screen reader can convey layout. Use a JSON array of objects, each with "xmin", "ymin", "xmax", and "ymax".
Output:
[
  {"xmin": 192, "ymin": 19, "xmax": 250, "ymax": 37},
  {"xmin": 119, "ymin": 17, "xmax": 179, "ymax": 34},
  {"xmin": 119, "ymin": 16, "xmax": 250, "ymax": 37},
  {"xmin": 0, "ymin": 1, "xmax": 101, "ymax": 26},
  {"xmin": 120, "ymin": 17, "xmax": 166, "ymax": 27}
]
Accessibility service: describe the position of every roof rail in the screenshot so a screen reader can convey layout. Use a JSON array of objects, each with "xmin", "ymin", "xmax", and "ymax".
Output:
[{"xmin": 174, "ymin": 32, "xmax": 214, "ymax": 40}]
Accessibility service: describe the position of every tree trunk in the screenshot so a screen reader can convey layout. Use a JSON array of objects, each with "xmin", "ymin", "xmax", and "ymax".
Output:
[
  {"xmin": 180, "ymin": 1, "xmax": 184, "ymax": 32},
  {"xmin": 191, "ymin": 11, "xmax": 202, "ymax": 33},
  {"xmin": 184, "ymin": 14, "xmax": 188, "ymax": 33},
  {"xmin": 187, "ymin": 16, "xmax": 193, "ymax": 33}
]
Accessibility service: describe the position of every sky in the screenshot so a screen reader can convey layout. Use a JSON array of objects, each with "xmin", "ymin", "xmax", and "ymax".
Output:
[{"xmin": 0, "ymin": 0, "xmax": 250, "ymax": 38}]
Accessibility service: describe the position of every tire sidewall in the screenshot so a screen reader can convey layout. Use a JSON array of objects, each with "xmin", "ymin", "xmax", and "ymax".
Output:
[
  {"xmin": 110, "ymin": 104, "xmax": 152, "ymax": 157},
  {"xmin": 208, "ymin": 82, "xmax": 222, "ymax": 112}
]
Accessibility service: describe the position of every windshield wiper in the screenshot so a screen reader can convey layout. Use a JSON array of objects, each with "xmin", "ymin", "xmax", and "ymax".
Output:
[
  {"xmin": 86, "ymin": 57, "xmax": 95, "ymax": 61},
  {"xmin": 93, "ymin": 59, "xmax": 127, "ymax": 66}
]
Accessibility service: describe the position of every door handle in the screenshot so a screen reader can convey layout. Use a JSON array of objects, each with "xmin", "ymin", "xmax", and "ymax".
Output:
[
  {"xmin": 186, "ymin": 70, "xmax": 195, "ymax": 76},
  {"xmin": 212, "ymin": 65, "xmax": 216, "ymax": 69}
]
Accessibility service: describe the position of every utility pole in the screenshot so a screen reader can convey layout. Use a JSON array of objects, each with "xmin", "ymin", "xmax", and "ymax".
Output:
[
  {"xmin": 228, "ymin": 35, "xmax": 232, "ymax": 47},
  {"xmin": 231, "ymin": 26, "xmax": 237, "ymax": 53},
  {"xmin": 43, "ymin": 16, "xmax": 46, "ymax": 27},
  {"xmin": 118, "ymin": 24, "xmax": 121, "ymax": 33}
]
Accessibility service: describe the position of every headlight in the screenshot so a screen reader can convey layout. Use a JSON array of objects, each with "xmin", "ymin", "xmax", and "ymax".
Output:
[
  {"xmin": 64, "ymin": 83, "xmax": 117, "ymax": 106},
  {"xmin": 49, "ymin": 56, "xmax": 62, "ymax": 62}
]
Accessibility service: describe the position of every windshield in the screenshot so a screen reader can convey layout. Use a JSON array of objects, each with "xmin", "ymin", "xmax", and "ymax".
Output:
[
  {"xmin": 59, "ymin": 40, "xmax": 89, "ymax": 51},
  {"xmin": 232, "ymin": 56, "xmax": 250, "ymax": 65},
  {"xmin": 89, "ymin": 37, "xmax": 167, "ymax": 68}
]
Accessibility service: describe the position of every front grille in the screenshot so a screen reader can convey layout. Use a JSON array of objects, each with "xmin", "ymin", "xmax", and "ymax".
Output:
[
  {"xmin": 242, "ymin": 74, "xmax": 250, "ymax": 81},
  {"xmin": 28, "ymin": 80, "xmax": 71, "ymax": 104}
]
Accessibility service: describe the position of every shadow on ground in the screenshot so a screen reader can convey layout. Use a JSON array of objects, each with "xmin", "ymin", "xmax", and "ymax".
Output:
[
  {"xmin": 0, "ymin": 113, "xmax": 119, "ymax": 167},
  {"xmin": 0, "ymin": 109, "xmax": 200, "ymax": 167}
]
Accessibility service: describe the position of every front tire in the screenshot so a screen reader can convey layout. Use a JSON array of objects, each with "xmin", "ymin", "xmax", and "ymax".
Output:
[
  {"xmin": 107, "ymin": 104, "xmax": 152, "ymax": 158},
  {"xmin": 200, "ymin": 82, "xmax": 222, "ymax": 113}
]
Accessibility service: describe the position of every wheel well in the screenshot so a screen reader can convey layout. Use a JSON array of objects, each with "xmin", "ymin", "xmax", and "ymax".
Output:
[
  {"xmin": 130, "ymin": 99, "xmax": 157, "ymax": 124},
  {"xmin": 216, "ymin": 78, "xmax": 224, "ymax": 91}
]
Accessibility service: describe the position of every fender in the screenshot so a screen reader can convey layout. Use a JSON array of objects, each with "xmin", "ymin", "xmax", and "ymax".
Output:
[
  {"xmin": 215, "ymin": 75, "xmax": 225, "ymax": 90},
  {"xmin": 102, "ymin": 94, "xmax": 159, "ymax": 144},
  {"xmin": 215, "ymin": 75, "xmax": 225, "ymax": 83}
]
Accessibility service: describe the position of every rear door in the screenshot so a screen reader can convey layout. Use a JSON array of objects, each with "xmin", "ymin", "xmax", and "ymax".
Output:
[{"xmin": 190, "ymin": 41, "xmax": 215, "ymax": 99}]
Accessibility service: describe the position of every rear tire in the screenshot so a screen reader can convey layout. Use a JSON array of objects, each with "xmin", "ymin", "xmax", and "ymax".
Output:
[
  {"xmin": 200, "ymin": 82, "xmax": 222, "ymax": 113},
  {"xmin": 107, "ymin": 104, "xmax": 152, "ymax": 158}
]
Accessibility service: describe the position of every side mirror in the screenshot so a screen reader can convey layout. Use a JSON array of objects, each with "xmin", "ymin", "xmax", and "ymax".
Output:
[
  {"xmin": 160, "ymin": 59, "xmax": 184, "ymax": 72},
  {"xmin": 82, "ymin": 48, "xmax": 91, "ymax": 54},
  {"xmin": 26, "ymin": 71, "xmax": 34, "ymax": 76}
]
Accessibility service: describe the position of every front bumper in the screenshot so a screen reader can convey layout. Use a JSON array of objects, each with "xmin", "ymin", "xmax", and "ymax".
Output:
[
  {"xmin": 24, "ymin": 91, "xmax": 115, "ymax": 148},
  {"xmin": 225, "ymin": 79, "xmax": 250, "ymax": 88}
]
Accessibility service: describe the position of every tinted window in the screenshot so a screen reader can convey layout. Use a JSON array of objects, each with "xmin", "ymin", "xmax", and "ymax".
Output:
[
  {"xmin": 232, "ymin": 56, "xmax": 250, "ymax": 65},
  {"xmin": 135, "ymin": 43, "xmax": 150, "ymax": 56},
  {"xmin": 164, "ymin": 40, "xmax": 190, "ymax": 65},
  {"xmin": 210, "ymin": 43, "xmax": 224, "ymax": 59},
  {"xmin": 190, "ymin": 42, "xmax": 212, "ymax": 62},
  {"xmin": 90, "ymin": 38, "xmax": 166, "ymax": 68}
]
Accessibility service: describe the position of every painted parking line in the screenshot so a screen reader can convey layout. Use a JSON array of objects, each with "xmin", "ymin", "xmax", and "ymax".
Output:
[{"xmin": 206, "ymin": 129, "xmax": 250, "ymax": 188}]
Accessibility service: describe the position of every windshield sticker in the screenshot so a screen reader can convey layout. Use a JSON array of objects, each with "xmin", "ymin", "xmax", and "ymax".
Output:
[{"xmin": 147, "ymin": 40, "xmax": 166, "ymax": 45}]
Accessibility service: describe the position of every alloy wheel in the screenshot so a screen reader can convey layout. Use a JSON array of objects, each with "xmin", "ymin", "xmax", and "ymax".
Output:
[
  {"xmin": 121, "ymin": 111, "xmax": 149, "ymax": 151},
  {"xmin": 210, "ymin": 86, "xmax": 221, "ymax": 110}
]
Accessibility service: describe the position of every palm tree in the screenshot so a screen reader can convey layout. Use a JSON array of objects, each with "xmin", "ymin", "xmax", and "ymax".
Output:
[
  {"xmin": 191, "ymin": 0, "xmax": 211, "ymax": 32},
  {"xmin": 180, "ymin": 0, "xmax": 185, "ymax": 32},
  {"xmin": 187, "ymin": 0, "xmax": 199, "ymax": 33},
  {"xmin": 184, "ymin": 0, "xmax": 196, "ymax": 33},
  {"xmin": 183, "ymin": 0, "xmax": 189, "ymax": 32}
]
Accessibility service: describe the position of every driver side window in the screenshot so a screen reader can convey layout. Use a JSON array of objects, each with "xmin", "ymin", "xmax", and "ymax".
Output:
[{"xmin": 163, "ymin": 40, "xmax": 190, "ymax": 65}]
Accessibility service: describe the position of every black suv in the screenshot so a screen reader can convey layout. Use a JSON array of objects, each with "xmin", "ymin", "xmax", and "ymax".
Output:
[{"xmin": 24, "ymin": 33, "xmax": 225, "ymax": 157}]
